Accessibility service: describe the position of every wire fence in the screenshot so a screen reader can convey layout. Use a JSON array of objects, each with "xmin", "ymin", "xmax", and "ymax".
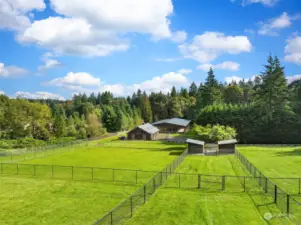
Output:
[
  {"xmin": 93, "ymin": 149, "xmax": 188, "ymax": 225},
  {"xmin": 0, "ymin": 139, "xmax": 90, "ymax": 163},
  {"xmin": 236, "ymin": 150, "xmax": 301, "ymax": 220}
]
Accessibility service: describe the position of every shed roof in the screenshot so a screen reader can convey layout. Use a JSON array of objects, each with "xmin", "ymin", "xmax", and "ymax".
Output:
[
  {"xmin": 186, "ymin": 139, "xmax": 205, "ymax": 146},
  {"xmin": 218, "ymin": 139, "xmax": 238, "ymax": 145},
  {"xmin": 137, "ymin": 123, "xmax": 159, "ymax": 134},
  {"xmin": 152, "ymin": 118, "xmax": 190, "ymax": 127}
]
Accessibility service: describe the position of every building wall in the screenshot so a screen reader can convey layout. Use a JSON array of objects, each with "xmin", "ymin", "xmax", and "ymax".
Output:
[
  {"xmin": 188, "ymin": 143, "xmax": 204, "ymax": 154},
  {"xmin": 127, "ymin": 128, "xmax": 156, "ymax": 140},
  {"xmin": 155, "ymin": 123, "xmax": 189, "ymax": 133},
  {"xmin": 218, "ymin": 144, "xmax": 235, "ymax": 154}
]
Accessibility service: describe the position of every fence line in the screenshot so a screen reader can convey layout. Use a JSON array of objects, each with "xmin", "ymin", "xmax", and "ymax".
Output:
[
  {"xmin": 236, "ymin": 150, "xmax": 301, "ymax": 219},
  {"xmin": 93, "ymin": 149, "xmax": 188, "ymax": 225}
]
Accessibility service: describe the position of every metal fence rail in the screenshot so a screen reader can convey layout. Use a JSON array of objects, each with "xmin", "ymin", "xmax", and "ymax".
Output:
[
  {"xmin": 93, "ymin": 149, "xmax": 188, "ymax": 225},
  {"xmin": 236, "ymin": 150, "xmax": 301, "ymax": 219}
]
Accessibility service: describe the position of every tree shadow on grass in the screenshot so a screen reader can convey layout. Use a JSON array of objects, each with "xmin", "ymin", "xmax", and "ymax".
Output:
[{"xmin": 275, "ymin": 148, "xmax": 301, "ymax": 156}]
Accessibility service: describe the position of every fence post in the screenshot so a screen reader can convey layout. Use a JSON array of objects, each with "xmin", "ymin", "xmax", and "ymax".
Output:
[
  {"xmin": 71, "ymin": 166, "xmax": 74, "ymax": 180},
  {"xmin": 144, "ymin": 185, "xmax": 147, "ymax": 202},
  {"xmin": 222, "ymin": 176, "xmax": 225, "ymax": 190},
  {"xmin": 299, "ymin": 178, "xmax": 300, "ymax": 195},
  {"xmin": 287, "ymin": 194, "xmax": 290, "ymax": 215},
  {"xmin": 16, "ymin": 164, "xmax": 19, "ymax": 175},
  {"xmin": 130, "ymin": 196, "xmax": 133, "ymax": 217},
  {"xmin": 91, "ymin": 168, "xmax": 94, "ymax": 180},
  {"xmin": 198, "ymin": 174, "xmax": 201, "ymax": 189},
  {"xmin": 274, "ymin": 185, "xmax": 277, "ymax": 203},
  {"xmin": 136, "ymin": 170, "xmax": 138, "ymax": 184},
  {"xmin": 110, "ymin": 211, "xmax": 113, "ymax": 225},
  {"xmin": 243, "ymin": 176, "xmax": 246, "ymax": 192},
  {"xmin": 264, "ymin": 177, "xmax": 268, "ymax": 193}
]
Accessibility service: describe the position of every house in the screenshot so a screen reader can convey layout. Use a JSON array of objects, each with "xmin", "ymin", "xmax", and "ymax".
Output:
[
  {"xmin": 152, "ymin": 118, "xmax": 191, "ymax": 133},
  {"xmin": 186, "ymin": 139, "xmax": 205, "ymax": 154},
  {"xmin": 127, "ymin": 123, "xmax": 159, "ymax": 140},
  {"xmin": 217, "ymin": 139, "xmax": 237, "ymax": 154}
]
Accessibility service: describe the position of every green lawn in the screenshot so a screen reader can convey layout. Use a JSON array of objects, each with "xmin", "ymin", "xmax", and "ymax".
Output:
[
  {"xmin": 237, "ymin": 146, "xmax": 301, "ymax": 195},
  {"xmin": 0, "ymin": 176, "xmax": 137, "ymax": 225},
  {"xmin": 124, "ymin": 155, "xmax": 293, "ymax": 225}
]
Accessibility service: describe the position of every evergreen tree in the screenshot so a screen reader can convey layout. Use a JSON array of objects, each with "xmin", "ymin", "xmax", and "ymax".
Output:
[
  {"xmin": 171, "ymin": 86, "xmax": 177, "ymax": 97},
  {"xmin": 189, "ymin": 82, "xmax": 198, "ymax": 97},
  {"xmin": 140, "ymin": 93, "xmax": 153, "ymax": 123}
]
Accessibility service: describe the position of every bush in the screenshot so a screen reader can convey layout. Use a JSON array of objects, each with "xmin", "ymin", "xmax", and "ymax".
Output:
[{"xmin": 187, "ymin": 124, "xmax": 236, "ymax": 143}]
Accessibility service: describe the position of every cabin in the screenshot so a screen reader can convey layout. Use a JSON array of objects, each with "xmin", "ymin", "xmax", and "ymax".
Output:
[
  {"xmin": 152, "ymin": 118, "xmax": 190, "ymax": 133},
  {"xmin": 127, "ymin": 123, "xmax": 159, "ymax": 140},
  {"xmin": 186, "ymin": 139, "xmax": 205, "ymax": 154},
  {"xmin": 217, "ymin": 139, "xmax": 237, "ymax": 154}
]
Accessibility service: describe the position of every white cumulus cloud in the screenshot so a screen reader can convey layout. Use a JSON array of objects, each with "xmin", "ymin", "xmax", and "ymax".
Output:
[
  {"xmin": 258, "ymin": 12, "xmax": 299, "ymax": 36},
  {"xmin": 0, "ymin": 0, "xmax": 45, "ymax": 31},
  {"xmin": 0, "ymin": 62, "xmax": 29, "ymax": 77},
  {"xmin": 38, "ymin": 52, "xmax": 62, "ymax": 71},
  {"xmin": 177, "ymin": 68, "xmax": 192, "ymax": 74},
  {"xmin": 0, "ymin": 90, "xmax": 4, "ymax": 95},
  {"xmin": 242, "ymin": 0, "xmax": 279, "ymax": 7},
  {"xmin": 179, "ymin": 32, "xmax": 252, "ymax": 63},
  {"xmin": 197, "ymin": 61, "xmax": 240, "ymax": 71},
  {"xmin": 15, "ymin": 91, "xmax": 65, "ymax": 100},
  {"xmin": 284, "ymin": 35, "xmax": 301, "ymax": 65}
]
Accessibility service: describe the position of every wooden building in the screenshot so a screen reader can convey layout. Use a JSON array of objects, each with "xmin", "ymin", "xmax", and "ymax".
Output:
[
  {"xmin": 152, "ymin": 118, "xmax": 190, "ymax": 133},
  {"xmin": 217, "ymin": 139, "xmax": 237, "ymax": 154},
  {"xmin": 127, "ymin": 123, "xmax": 159, "ymax": 140},
  {"xmin": 186, "ymin": 139, "xmax": 205, "ymax": 154}
]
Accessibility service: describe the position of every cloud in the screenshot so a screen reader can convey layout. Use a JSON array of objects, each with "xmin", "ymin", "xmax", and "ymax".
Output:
[
  {"xmin": 16, "ymin": 0, "xmax": 184, "ymax": 56},
  {"xmin": 177, "ymin": 68, "xmax": 192, "ymax": 74},
  {"xmin": 0, "ymin": 62, "xmax": 29, "ymax": 77},
  {"xmin": 286, "ymin": 75, "xmax": 301, "ymax": 84},
  {"xmin": 45, "ymin": 69, "xmax": 190, "ymax": 96},
  {"xmin": 171, "ymin": 31, "xmax": 187, "ymax": 43},
  {"xmin": 284, "ymin": 35, "xmax": 301, "ymax": 65},
  {"xmin": 155, "ymin": 57, "xmax": 183, "ymax": 62},
  {"xmin": 179, "ymin": 32, "xmax": 252, "ymax": 63},
  {"xmin": 0, "ymin": 90, "xmax": 4, "ymax": 95},
  {"xmin": 258, "ymin": 12, "xmax": 299, "ymax": 36},
  {"xmin": 0, "ymin": 0, "xmax": 45, "ymax": 31},
  {"xmin": 38, "ymin": 52, "xmax": 62, "ymax": 71},
  {"xmin": 197, "ymin": 61, "xmax": 240, "ymax": 71},
  {"xmin": 242, "ymin": 0, "xmax": 279, "ymax": 7},
  {"xmin": 224, "ymin": 75, "xmax": 257, "ymax": 83},
  {"xmin": 15, "ymin": 91, "xmax": 65, "ymax": 100}
]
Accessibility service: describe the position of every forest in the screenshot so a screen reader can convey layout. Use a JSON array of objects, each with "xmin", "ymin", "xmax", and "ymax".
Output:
[{"xmin": 1, "ymin": 55, "xmax": 301, "ymax": 146}]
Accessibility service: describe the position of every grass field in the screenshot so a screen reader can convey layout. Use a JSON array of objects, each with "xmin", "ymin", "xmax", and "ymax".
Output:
[
  {"xmin": 0, "ymin": 140, "xmax": 186, "ymax": 225},
  {"xmin": 237, "ymin": 145, "xmax": 301, "ymax": 195},
  {"xmin": 124, "ymin": 155, "xmax": 293, "ymax": 225}
]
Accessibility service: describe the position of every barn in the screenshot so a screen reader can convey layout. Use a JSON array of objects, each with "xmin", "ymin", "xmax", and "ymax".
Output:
[
  {"xmin": 186, "ymin": 139, "xmax": 205, "ymax": 154},
  {"xmin": 152, "ymin": 118, "xmax": 190, "ymax": 133},
  {"xmin": 127, "ymin": 123, "xmax": 159, "ymax": 140},
  {"xmin": 217, "ymin": 139, "xmax": 237, "ymax": 154}
]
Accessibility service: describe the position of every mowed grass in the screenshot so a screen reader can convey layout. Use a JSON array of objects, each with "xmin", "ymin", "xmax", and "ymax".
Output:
[
  {"xmin": 0, "ymin": 176, "xmax": 137, "ymax": 225},
  {"xmin": 237, "ymin": 145, "xmax": 301, "ymax": 195},
  {"xmin": 19, "ymin": 141, "xmax": 185, "ymax": 170},
  {"xmin": 125, "ymin": 155, "xmax": 292, "ymax": 225}
]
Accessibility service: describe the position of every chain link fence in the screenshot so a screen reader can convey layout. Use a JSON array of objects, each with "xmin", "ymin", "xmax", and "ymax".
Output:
[
  {"xmin": 236, "ymin": 150, "xmax": 301, "ymax": 220},
  {"xmin": 93, "ymin": 149, "xmax": 188, "ymax": 225}
]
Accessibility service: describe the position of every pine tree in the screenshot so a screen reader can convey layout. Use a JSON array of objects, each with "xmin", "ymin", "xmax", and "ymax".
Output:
[
  {"xmin": 205, "ymin": 68, "xmax": 218, "ymax": 88},
  {"xmin": 189, "ymin": 82, "xmax": 198, "ymax": 97},
  {"xmin": 171, "ymin": 86, "xmax": 177, "ymax": 97},
  {"xmin": 140, "ymin": 94, "xmax": 153, "ymax": 123}
]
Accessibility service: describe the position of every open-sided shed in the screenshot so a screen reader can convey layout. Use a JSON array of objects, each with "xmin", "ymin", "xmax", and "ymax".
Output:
[
  {"xmin": 217, "ymin": 139, "xmax": 237, "ymax": 154},
  {"xmin": 127, "ymin": 123, "xmax": 159, "ymax": 140},
  {"xmin": 186, "ymin": 139, "xmax": 205, "ymax": 154}
]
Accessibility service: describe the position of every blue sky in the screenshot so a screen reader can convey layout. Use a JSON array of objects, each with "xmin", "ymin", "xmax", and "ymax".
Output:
[{"xmin": 0, "ymin": 0, "xmax": 300, "ymax": 100}]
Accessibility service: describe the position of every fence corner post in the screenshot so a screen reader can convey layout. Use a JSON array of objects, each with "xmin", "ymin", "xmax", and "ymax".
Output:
[
  {"xmin": 110, "ymin": 211, "xmax": 113, "ymax": 225},
  {"xmin": 274, "ymin": 185, "xmax": 277, "ymax": 203}
]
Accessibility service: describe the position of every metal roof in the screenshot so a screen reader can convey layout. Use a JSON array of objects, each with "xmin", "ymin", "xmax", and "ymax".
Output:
[
  {"xmin": 152, "ymin": 118, "xmax": 191, "ymax": 127},
  {"xmin": 217, "ymin": 139, "xmax": 238, "ymax": 145},
  {"xmin": 138, "ymin": 123, "xmax": 159, "ymax": 134},
  {"xmin": 186, "ymin": 139, "xmax": 205, "ymax": 146}
]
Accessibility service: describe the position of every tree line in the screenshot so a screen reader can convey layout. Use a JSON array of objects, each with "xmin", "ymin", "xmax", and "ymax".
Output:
[{"xmin": 1, "ymin": 54, "xmax": 301, "ymax": 143}]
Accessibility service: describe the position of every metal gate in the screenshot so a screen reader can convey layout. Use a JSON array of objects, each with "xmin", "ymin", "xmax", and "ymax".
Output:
[{"xmin": 198, "ymin": 175, "xmax": 224, "ymax": 190}]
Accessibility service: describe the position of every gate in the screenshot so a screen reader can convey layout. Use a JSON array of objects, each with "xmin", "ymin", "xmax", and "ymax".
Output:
[{"xmin": 198, "ymin": 175, "xmax": 224, "ymax": 190}]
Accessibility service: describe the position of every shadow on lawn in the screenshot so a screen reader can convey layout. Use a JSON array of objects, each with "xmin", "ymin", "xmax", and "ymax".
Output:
[{"xmin": 275, "ymin": 148, "xmax": 301, "ymax": 156}]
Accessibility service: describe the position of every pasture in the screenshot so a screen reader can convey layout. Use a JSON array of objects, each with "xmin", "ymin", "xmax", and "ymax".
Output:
[
  {"xmin": 124, "ymin": 155, "xmax": 292, "ymax": 225},
  {"xmin": 237, "ymin": 145, "xmax": 301, "ymax": 195}
]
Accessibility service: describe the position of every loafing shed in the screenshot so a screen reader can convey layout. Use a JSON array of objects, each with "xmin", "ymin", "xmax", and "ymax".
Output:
[
  {"xmin": 217, "ymin": 139, "xmax": 237, "ymax": 154},
  {"xmin": 127, "ymin": 123, "xmax": 159, "ymax": 140},
  {"xmin": 186, "ymin": 139, "xmax": 205, "ymax": 154},
  {"xmin": 152, "ymin": 118, "xmax": 191, "ymax": 133}
]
